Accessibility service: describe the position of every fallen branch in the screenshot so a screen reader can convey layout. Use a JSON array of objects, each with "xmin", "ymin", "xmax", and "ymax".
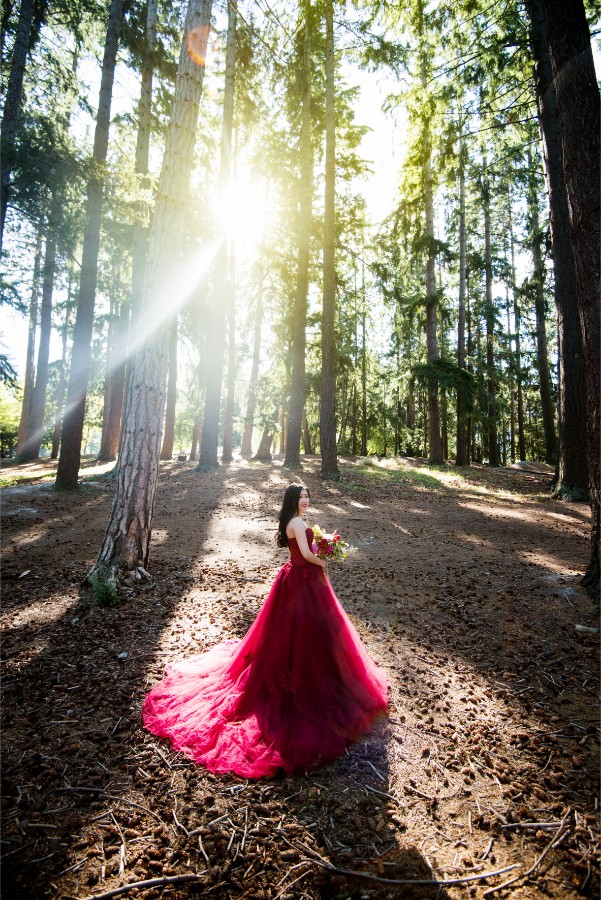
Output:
[
  {"xmin": 482, "ymin": 810, "xmax": 572, "ymax": 897},
  {"xmin": 304, "ymin": 855, "xmax": 521, "ymax": 887},
  {"xmin": 363, "ymin": 784, "xmax": 403, "ymax": 804},
  {"xmin": 81, "ymin": 872, "xmax": 206, "ymax": 900}
]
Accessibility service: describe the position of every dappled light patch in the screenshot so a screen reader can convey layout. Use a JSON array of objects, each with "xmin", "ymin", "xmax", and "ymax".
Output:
[{"xmin": 1, "ymin": 458, "xmax": 598, "ymax": 898}]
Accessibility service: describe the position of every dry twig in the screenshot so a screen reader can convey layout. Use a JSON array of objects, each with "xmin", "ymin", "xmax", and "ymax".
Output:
[
  {"xmin": 482, "ymin": 810, "xmax": 572, "ymax": 897},
  {"xmin": 81, "ymin": 872, "xmax": 206, "ymax": 900}
]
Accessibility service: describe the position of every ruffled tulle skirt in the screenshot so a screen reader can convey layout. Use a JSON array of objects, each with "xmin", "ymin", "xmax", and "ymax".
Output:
[{"xmin": 142, "ymin": 561, "xmax": 388, "ymax": 778}]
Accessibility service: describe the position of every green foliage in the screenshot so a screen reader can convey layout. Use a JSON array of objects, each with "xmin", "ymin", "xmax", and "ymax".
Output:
[
  {"xmin": 88, "ymin": 564, "xmax": 119, "ymax": 607},
  {"xmin": 0, "ymin": 382, "xmax": 21, "ymax": 456},
  {"xmin": 412, "ymin": 359, "xmax": 476, "ymax": 410}
]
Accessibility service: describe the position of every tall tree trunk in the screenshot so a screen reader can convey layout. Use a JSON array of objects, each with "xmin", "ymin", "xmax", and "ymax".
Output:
[
  {"xmin": 456, "ymin": 130, "xmax": 468, "ymax": 466},
  {"xmin": 52, "ymin": 280, "xmax": 74, "ymax": 459},
  {"xmin": 361, "ymin": 298, "xmax": 367, "ymax": 456},
  {"xmin": 118, "ymin": 0, "xmax": 158, "ymax": 437},
  {"xmin": 418, "ymin": 1, "xmax": 442, "ymax": 465},
  {"xmin": 482, "ymin": 151, "xmax": 499, "ymax": 466},
  {"xmin": 98, "ymin": 295, "xmax": 117, "ymax": 460},
  {"xmin": 0, "ymin": 0, "xmax": 35, "ymax": 254},
  {"xmin": 18, "ymin": 223, "xmax": 56, "ymax": 461},
  {"xmin": 424, "ymin": 143, "xmax": 443, "ymax": 463},
  {"xmin": 528, "ymin": 155, "xmax": 558, "ymax": 464},
  {"xmin": 160, "ymin": 316, "xmax": 178, "ymax": 460},
  {"xmin": 465, "ymin": 282, "xmax": 472, "ymax": 465},
  {"xmin": 106, "ymin": 299, "xmax": 129, "ymax": 460},
  {"xmin": 55, "ymin": 0, "xmax": 124, "ymax": 490},
  {"xmin": 240, "ymin": 267, "xmax": 264, "ymax": 457},
  {"xmin": 526, "ymin": 0, "xmax": 588, "ymax": 498},
  {"xmin": 222, "ymin": 244, "xmax": 236, "ymax": 463},
  {"xmin": 130, "ymin": 0, "xmax": 158, "ymax": 327},
  {"xmin": 279, "ymin": 401, "xmax": 286, "ymax": 454},
  {"xmin": 254, "ymin": 409, "xmax": 278, "ymax": 461},
  {"xmin": 16, "ymin": 228, "xmax": 42, "ymax": 455},
  {"xmin": 337, "ymin": 378, "xmax": 349, "ymax": 447},
  {"xmin": 509, "ymin": 212, "xmax": 526, "ymax": 461},
  {"xmin": 284, "ymin": 4, "xmax": 312, "ymax": 469},
  {"xmin": 441, "ymin": 389, "xmax": 448, "ymax": 460},
  {"xmin": 89, "ymin": 0, "xmax": 212, "ymax": 579},
  {"xmin": 302, "ymin": 410, "xmax": 312, "ymax": 455},
  {"xmin": 319, "ymin": 0, "xmax": 338, "ymax": 476},
  {"xmin": 198, "ymin": 0, "xmax": 237, "ymax": 470},
  {"xmin": 535, "ymin": 0, "xmax": 600, "ymax": 594},
  {"xmin": 407, "ymin": 378, "xmax": 415, "ymax": 432},
  {"xmin": 189, "ymin": 411, "xmax": 201, "ymax": 461},
  {"xmin": 505, "ymin": 281, "xmax": 516, "ymax": 464},
  {"xmin": 255, "ymin": 428, "xmax": 274, "ymax": 461}
]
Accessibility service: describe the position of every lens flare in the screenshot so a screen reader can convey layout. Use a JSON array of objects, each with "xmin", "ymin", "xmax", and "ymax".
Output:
[{"xmin": 186, "ymin": 25, "xmax": 210, "ymax": 67}]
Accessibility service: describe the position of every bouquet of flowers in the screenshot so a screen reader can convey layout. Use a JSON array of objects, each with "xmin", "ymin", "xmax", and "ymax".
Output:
[{"xmin": 311, "ymin": 525, "xmax": 356, "ymax": 563}]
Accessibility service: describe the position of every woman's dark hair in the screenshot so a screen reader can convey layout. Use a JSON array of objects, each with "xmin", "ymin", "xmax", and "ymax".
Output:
[{"xmin": 276, "ymin": 483, "xmax": 309, "ymax": 548}]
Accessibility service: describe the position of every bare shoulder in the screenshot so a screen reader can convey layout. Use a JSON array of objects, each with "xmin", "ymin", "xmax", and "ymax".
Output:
[{"xmin": 286, "ymin": 516, "xmax": 305, "ymax": 538}]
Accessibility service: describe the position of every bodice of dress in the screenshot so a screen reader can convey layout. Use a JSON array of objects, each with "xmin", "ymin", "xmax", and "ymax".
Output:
[{"xmin": 288, "ymin": 527, "xmax": 314, "ymax": 566}]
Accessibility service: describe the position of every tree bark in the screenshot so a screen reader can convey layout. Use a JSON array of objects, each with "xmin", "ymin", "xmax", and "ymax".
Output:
[
  {"xmin": 52, "ymin": 279, "xmax": 74, "ymax": 459},
  {"xmin": 240, "ymin": 267, "xmax": 264, "ymax": 457},
  {"xmin": 221, "ymin": 247, "xmax": 236, "ymax": 463},
  {"xmin": 350, "ymin": 383, "xmax": 357, "ymax": 454},
  {"xmin": 284, "ymin": 3, "xmax": 313, "ymax": 469},
  {"xmin": 456, "ymin": 130, "xmax": 468, "ymax": 466},
  {"xmin": 526, "ymin": 0, "xmax": 588, "ymax": 498},
  {"xmin": 302, "ymin": 410, "xmax": 312, "ymax": 455},
  {"xmin": 528, "ymin": 155, "xmax": 558, "ymax": 465},
  {"xmin": 0, "ymin": 0, "xmax": 35, "ymax": 254},
  {"xmin": 509, "ymin": 213, "xmax": 526, "ymax": 461},
  {"xmin": 535, "ymin": 0, "xmax": 600, "ymax": 593},
  {"xmin": 16, "ymin": 228, "xmax": 42, "ymax": 455},
  {"xmin": 505, "ymin": 281, "xmax": 516, "ymax": 464},
  {"xmin": 466, "ymin": 283, "xmax": 472, "ymax": 465},
  {"xmin": 189, "ymin": 411, "xmax": 201, "ymax": 461},
  {"xmin": 319, "ymin": 0, "xmax": 338, "ymax": 476},
  {"xmin": 361, "ymin": 296, "xmax": 367, "ymax": 456},
  {"xmin": 417, "ymin": 0, "xmax": 443, "ymax": 465},
  {"xmin": 127, "ymin": 0, "xmax": 158, "ymax": 401},
  {"xmin": 254, "ymin": 410, "xmax": 278, "ymax": 461},
  {"xmin": 98, "ymin": 295, "xmax": 117, "ymax": 460},
  {"xmin": 482, "ymin": 150, "xmax": 499, "ymax": 466},
  {"xmin": 279, "ymin": 401, "xmax": 286, "ymax": 454},
  {"xmin": 18, "ymin": 223, "xmax": 55, "ymax": 461},
  {"xmin": 198, "ymin": 0, "xmax": 237, "ymax": 470},
  {"xmin": 89, "ymin": 0, "xmax": 212, "ymax": 579},
  {"xmin": 55, "ymin": 0, "xmax": 124, "ymax": 490},
  {"xmin": 160, "ymin": 316, "xmax": 178, "ymax": 460},
  {"xmin": 106, "ymin": 299, "xmax": 129, "ymax": 461}
]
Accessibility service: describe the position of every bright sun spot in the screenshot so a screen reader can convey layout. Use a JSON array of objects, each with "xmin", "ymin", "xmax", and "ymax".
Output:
[{"xmin": 219, "ymin": 177, "xmax": 268, "ymax": 243}]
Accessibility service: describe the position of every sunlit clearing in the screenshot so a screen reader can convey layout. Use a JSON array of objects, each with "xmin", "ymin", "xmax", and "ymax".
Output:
[
  {"xmin": 2, "ymin": 595, "xmax": 77, "ymax": 629},
  {"xmin": 219, "ymin": 178, "xmax": 268, "ymax": 243},
  {"xmin": 517, "ymin": 549, "xmax": 581, "ymax": 575}
]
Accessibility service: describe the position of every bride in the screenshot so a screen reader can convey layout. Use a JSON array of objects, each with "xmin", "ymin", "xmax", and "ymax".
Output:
[{"xmin": 143, "ymin": 483, "xmax": 388, "ymax": 777}]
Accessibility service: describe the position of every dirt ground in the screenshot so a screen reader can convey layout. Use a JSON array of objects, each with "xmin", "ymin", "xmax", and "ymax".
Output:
[{"xmin": 1, "ymin": 455, "xmax": 599, "ymax": 900}]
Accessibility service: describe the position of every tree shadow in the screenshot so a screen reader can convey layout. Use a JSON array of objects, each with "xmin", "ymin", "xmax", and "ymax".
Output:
[
  {"xmin": 2, "ymin": 458, "xmax": 598, "ymax": 898},
  {"xmin": 1, "ymin": 462, "xmax": 231, "ymax": 897}
]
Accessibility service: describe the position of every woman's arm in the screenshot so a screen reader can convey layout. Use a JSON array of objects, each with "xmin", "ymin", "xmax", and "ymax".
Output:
[{"xmin": 287, "ymin": 518, "xmax": 327, "ymax": 568}]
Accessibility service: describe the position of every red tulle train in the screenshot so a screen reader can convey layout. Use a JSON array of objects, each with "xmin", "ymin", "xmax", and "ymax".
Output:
[{"xmin": 142, "ymin": 529, "xmax": 388, "ymax": 778}]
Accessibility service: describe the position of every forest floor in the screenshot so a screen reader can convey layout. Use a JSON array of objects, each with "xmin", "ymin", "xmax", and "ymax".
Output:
[{"xmin": 1, "ymin": 454, "xmax": 599, "ymax": 900}]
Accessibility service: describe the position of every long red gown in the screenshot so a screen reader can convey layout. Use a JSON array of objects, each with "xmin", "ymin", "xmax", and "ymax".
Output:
[{"xmin": 142, "ymin": 528, "xmax": 388, "ymax": 778}]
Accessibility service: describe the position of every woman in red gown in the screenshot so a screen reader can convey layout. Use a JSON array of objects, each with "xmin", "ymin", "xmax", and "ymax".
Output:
[{"xmin": 142, "ymin": 483, "xmax": 388, "ymax": 778}]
